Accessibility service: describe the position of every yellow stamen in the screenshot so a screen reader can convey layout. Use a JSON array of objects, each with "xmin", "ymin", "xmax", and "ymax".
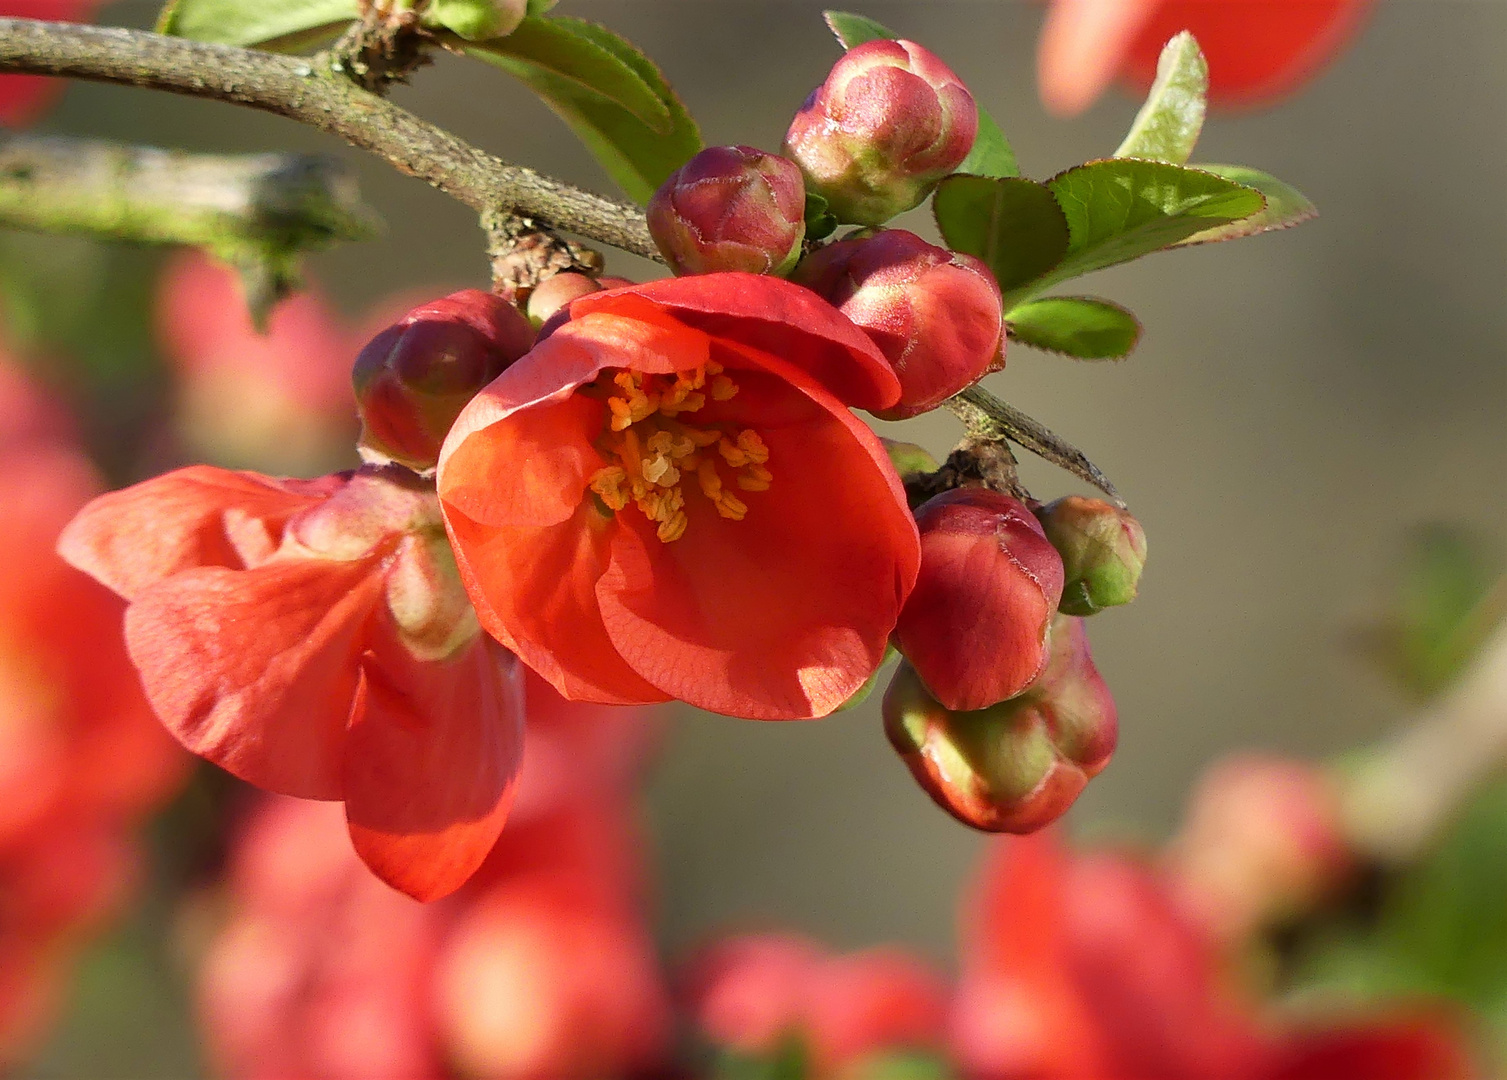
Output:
[{"xmin": 588, "ymin": 363, "xmax": 770, "ymax": 542}]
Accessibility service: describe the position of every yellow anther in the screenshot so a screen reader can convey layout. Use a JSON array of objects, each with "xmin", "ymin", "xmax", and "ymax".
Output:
[
  {"xmin": 588, "ymin": 365, "xmax": 769, "ymax": 543},
  {"xmin": 736, "ymin": 430, "xmax": 769, "ymax": 464},
  {"xmin": 718, "ymin": 437, "xmax": 750, "ymax": 468}
]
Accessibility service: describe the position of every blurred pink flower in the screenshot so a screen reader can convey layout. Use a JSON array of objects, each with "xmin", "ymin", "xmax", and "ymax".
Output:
[
  {"xmin": 683, "ymin": 933, "xmax": 949, "ymax": 1077},
  {"xmin": 0, "ymin": 352, "xmax": 188, "ymax": 1064},
  {"xmin": 197, "ymin": 676, "xmax": 669, "ymax": 1080}
]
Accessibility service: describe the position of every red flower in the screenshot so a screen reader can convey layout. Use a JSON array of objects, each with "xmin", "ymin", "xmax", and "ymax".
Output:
[
  {"xmin": 953, "ymin": 833, "xmax": 1480, "ymax": 1080},
  {"xmin": 436, "ymin": 274, "xmax": 921, "ymax": 720},
  {"xmin": 59, "ymin": 464, "xmax": 525, "ymax": 901},
  {"xmin": 684, "ymin": 933, "xmax": 949, "ymax": 1077},
  {"xmin": 1037, "ymin": 0, "xmax": 1373, "ymax": 116},
  {"xmin": 200, "ymin": 683, "xmax": 670, "ymax": 1080}
]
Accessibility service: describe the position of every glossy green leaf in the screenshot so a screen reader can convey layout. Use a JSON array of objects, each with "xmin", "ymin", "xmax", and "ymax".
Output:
[
  {"xmin": 1177, "ymin": 164, "xmax": 1318, "ymax": 245},
  {"xmin": 933, "ymin": 175, "xmax": 1069, "ymax": 299},
  {"xmin": 1007, "ymin": 296, "xmax": 1142, "ymax": 360},
  {"xmin": 466, "ymin": 16, "xmax": 670, "ymax": 131},
  {"xmin": 1036, "ymin": 159, "xmax": 1264, "ymax": 291},
  {"xmin": 822, "ymin": 11, "xmax": 1018, "ymax": 178},
  {"xmin": 464, "ymin": 17, "xmax": 701, "ymax": 202},
  {"xmin": 525, "ymin": 0, "xmax": 557, "ymax": 13},
  {"xmin": 157, "ymin": 0, "xmax": 357, "ymax": 49},
  {"xmin": 1114, "ymin": 31, "xmax": 1206, "ymax": 164}
]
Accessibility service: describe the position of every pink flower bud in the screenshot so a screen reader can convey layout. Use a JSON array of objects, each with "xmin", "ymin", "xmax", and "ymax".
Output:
[
  {"xmin": 1164, "ymin": 754, "xmax": 1353, "ymax": 946},
  {"xmin": 1036, "ymin": 496, "xmax": 1148, "ymax": 616},
  {"xmin": 784, "ymin": 40, "xmax": 978, "ymax": 226},
  {"xmin": 793, "ymin": 230, "xmax": 1003, "ymax": 418},
  {"xmin": 647, "ymin": 146, "xmax": 807, "ymax": 277},
  {"xmin": 525, "ymin": 272, "xmax": 602, "ymax": 327},
  {"xmin": 884, "ymin": 616, "xmax": 1117, "ymax": 832},
  {"xmin": 352, "ymin": 290, "xmax": 534, "ymax": 471},
  {"xmin": 895, "ymin": 488, "xmax": 1064, "ymax": 711}
]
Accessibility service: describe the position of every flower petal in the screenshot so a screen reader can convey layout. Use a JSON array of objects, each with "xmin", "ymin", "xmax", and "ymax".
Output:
[
  {"xmin": 59, "ymin": 466, "xmax": 343, "ymax": 600},
  {"xmin": 123, "ymin": 556, "xmax": 385, "ymax": 798},
  {"xmin": 595, "ymin": 367, "xmax": 919, "ymax": 719},
  {"xmin": 344, "ymin": 628, "xmax": 526, "ymax": 902},
  {"xmin": 570, "ymin": 275, "xmax": 901, "ymax": 412},
  {"xmin": 445, "ymin": 501, "xmax": 669, "ymax": 706}
]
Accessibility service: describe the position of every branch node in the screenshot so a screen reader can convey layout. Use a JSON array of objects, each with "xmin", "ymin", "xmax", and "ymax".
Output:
[
  {"xmin": 331, "ymin": 1, "xmax": 433, "ymax": 93},
  {"xmin": 483, "ymin": 208, "xmax": 605, "ymax": 299}
]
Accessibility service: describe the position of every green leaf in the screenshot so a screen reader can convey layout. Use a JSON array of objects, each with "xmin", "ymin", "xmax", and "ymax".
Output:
[
  {"xmin": 426, "ymin": 0, "xmax": 525, "ymax": 42},
  {"xmin": 464, "ymin": 17, "xmax": 701, "ymax": 203},
  {"xmin": 1036, "ymin": 159, "xmax": 1265, "ymax": 292},
  {"xmin": 157, "ymin": 0, "xmax": 357, "ymax": 49},
  {"xmin": 932, "ymin": 174, "xmax": 1069, "ymax": 298},
  {"xmin": 525, "ymin": 0, "xmax": 557, "ymax": 13},
  {"xmin": 1007, "ymin": 296, "xmax": 1142, "ymax": 360},
  {"xmin": 1176, "ymin": 164, "xmax": 1318, "ymax": 245},
  {"xmin": 1114, "ymin": 31, "xmax": 1206, "ymax": 165},
  {"xmin": 822, "ymin": 11, "xmax": 1018, "ymax": 178},
  {"xmin": 465, "ymin": 16, "xmax": 671, "ymax": 131}
]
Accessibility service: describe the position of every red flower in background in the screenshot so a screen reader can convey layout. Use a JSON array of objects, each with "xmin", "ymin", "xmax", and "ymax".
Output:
[
  {"xmin": 60, "ymin": 464, "xmax": 525, "ymax": 901},
  {"xmin": 157, "ymin": 252, "xmax": 428, "ymax": 473},
  {"xmin": 953, "ymin": 834, "xmax": 1479, "ymax": 1080},
  {"xmin": 0, "ymin": 356, "xmax": 187, "ymax": 1064},
  {"xmin": 0, "ymin": 2, "xmax": 101, "ymax": 127},
  {"xmin": 1037, "ymin": 0, "xmax": 1374, "ymax": 116},
  {"xmin": 437, "ymin": 274, "xmax": 920, "ymax": 720},
  {"xmin": 683, "ymin": 933, "xmax": 949, "ymax": 1078},
  {"xmin": 199, "ymin": 682, "xmax": 669, "ymax": 1080}
]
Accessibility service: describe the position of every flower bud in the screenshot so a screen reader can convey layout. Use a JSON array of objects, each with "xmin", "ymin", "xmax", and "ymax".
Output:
[
  {"xmin": 783, "ymin": 40, "xmax": 978, "ymax": 226},
  {"xmin": 884, "ymin": 616, "xmax": 1117, "ymax": 832},
  {"xmin": 793, "ymin": 230, "xmax": 1002, "ymax": 418},
  {"xmin": 878, "ymin": 438, "xmax": 938, "ymax": 483},
  {"xmin": 1036, "ymin": 496, "xmax": 1147, "ymax": 616},
  {"xmin": 425, "ymin": 0, "xmax": 527, "ymax": 41},
  {"xmin": 647, "ymin": 146, "xmax": 806, "ymax": 277},
  {"xmin": 525, "ymin": 272, "xmax": 602, "ymax": 327},
  {"xmin": 895, "ymin": 488, "xmax": 1065, "ymax": 712},
  {"xmin": 353, "ymin": 290, "xmax": 535, "ymax": 471}
]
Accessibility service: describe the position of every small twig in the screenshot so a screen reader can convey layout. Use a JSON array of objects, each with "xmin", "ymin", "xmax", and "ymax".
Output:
[
  {"xmin": 482, "ymin": 209, "xmax": 604, "ymax": 299},
  {"xmin": 943, "ymin": 384, "xmax": 1125, "ymax": 506},
  {"xmin": 0, "ymin": 19, "xmax": 661, "ymax": 263}
]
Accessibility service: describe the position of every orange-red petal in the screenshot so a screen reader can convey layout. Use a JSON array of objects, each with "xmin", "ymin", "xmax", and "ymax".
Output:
[
  {"xmin": 594, "ymin": 363, "xmax": 918, "ymax": 719},
  {"xmin": 58, "ymin": 465, "xmax": 342, "ymax": 599},
  {"xmin": 568, "ymin": 274, "xmax": 900, "ymax": 412},
  {"xmin": 343, "ymin": 627, "xmax": 526, "ymax": 902},
  {"xmin": 122, "ymin": 556, "xmax": 385, "ymax": 799}
]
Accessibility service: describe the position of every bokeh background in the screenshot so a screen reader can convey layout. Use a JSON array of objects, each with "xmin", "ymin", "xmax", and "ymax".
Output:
[{"xmin": 11, "ymin": 0, "xmax": 1506, "ymax": 1073}]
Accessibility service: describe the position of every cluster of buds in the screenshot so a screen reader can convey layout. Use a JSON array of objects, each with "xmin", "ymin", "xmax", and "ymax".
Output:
[
  {"xmin": 881, "ymin": 488, "xmax": 1142, "ymax": 831},
  {"xmin": 644, "ymin": 39, "xmax": 999, "ymax": 420}
]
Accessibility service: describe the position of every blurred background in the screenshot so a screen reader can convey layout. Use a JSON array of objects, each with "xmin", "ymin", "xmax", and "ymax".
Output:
[{"xmin": 5, "ymin": 0, "xmax": 1504, "ymax": 1074}]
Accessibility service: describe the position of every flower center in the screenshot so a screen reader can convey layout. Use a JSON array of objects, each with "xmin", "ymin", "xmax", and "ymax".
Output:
[{"xmin": 585, "ymin": 362, "xmax": 772, "ymax": 543}]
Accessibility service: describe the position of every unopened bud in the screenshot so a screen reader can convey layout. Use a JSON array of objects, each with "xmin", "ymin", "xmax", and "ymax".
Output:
[
  {"xmin": 1036, "ymin": 496, "xmax": 1147, "ymax": 616},
  {"xmin": 647, "ymin": 145, "xmax": 807, "ymax": 276},
  {"xmin": 879, "ymin": 438, "xmax": 939, "ymax": 483},
  {"xmin": 793, "ymin": 230, "xmax": 1002, "ymax": 418},
  {"xmin": 352, "ymin": 290, "xmax": 534, "ymax": 471},
  {"xmin": 425, "ymin": 0, "xmax": 527, "ymax": 41},
  {"xmin": 525, "ymin": 272, "xmax": 602, "ymax": 327},
  {"xmin": 784, "ymin": 40, "xmax": 977, "ymax": 226},
  {"xmin": 895, "ymin": 489, "xmax": 1064, "ymax": 712},
  {"xmin": 884, "ymin": 616, "xmax": 1117, "ymax": 832}
]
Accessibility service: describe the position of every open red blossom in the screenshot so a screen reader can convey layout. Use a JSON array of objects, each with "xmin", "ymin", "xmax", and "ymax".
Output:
[
  {"xmin": 1037, "ymin": 0, "xmax": 1372, "ymax": 116},
  {"xmin": 58, "ymin": 464, "xmax": 526, "ymax": 901},
  {"xmin": 437, "ymin": 273, "xmax": 920, "ymax": 720}
]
